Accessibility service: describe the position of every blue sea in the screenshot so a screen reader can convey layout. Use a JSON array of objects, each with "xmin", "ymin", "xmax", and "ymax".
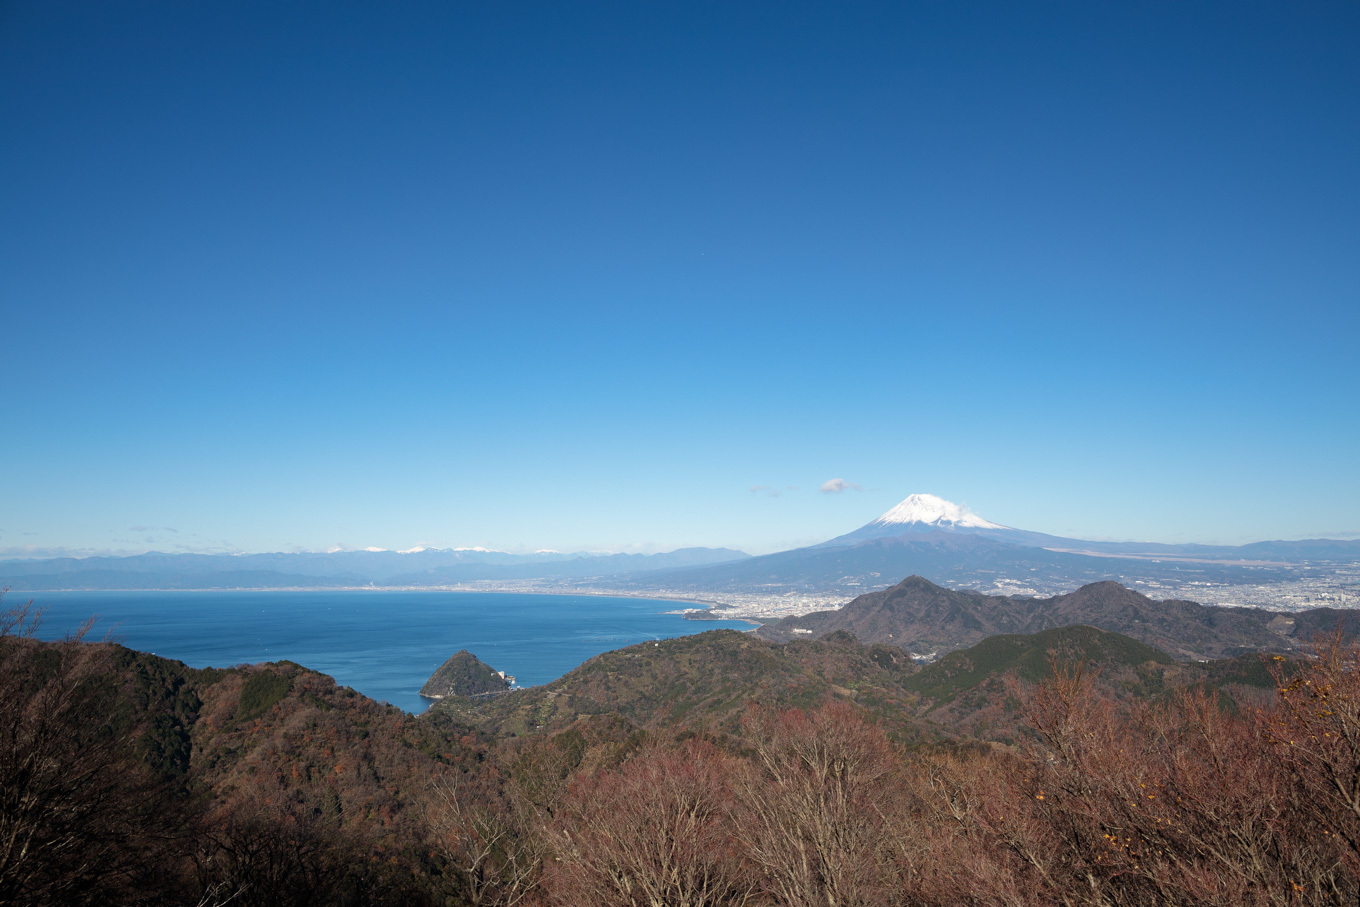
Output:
[{"xmin": 13, "ymin": 590, "xmax": 753, "ymax": 713}]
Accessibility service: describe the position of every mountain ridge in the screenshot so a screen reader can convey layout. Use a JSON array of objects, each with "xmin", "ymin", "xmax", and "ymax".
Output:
[
  {"xmin": 5, "ymin": 494, "xmax": 1358, "ymax": 599},
  {"xmin": 756, "ymin": 574, "xmax": 1360, "ymax": 661},
  {"xmin": 0, "ymin": 545, "xmax": 750, "ymax": 591},
  {"xmin": 620, "ymin": 494, "xmax": 1360, "ymax": 601}
]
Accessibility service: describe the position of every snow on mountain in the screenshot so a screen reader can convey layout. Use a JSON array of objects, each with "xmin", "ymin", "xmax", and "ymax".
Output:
[
  {"xmin": 814, "ymin": 493, "xmax": 1013, "ymax": 547},
  {"xmin": 870, "ymin": 494, "xmax": 1005, "ymax": 530}
]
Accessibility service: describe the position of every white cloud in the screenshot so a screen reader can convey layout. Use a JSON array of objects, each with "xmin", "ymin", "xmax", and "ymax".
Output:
[
  {"xmin": 749, "ymin": 485, "xmax": 781, "ymax": 498},
  {"xmin": 820, "ymin": 478, "xmax": 862, "ymax": 494}
]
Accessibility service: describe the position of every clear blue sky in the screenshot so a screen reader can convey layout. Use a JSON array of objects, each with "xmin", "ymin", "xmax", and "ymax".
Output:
[{"xmin": 2, "ymin": 1, "xmax": 1357, "ymax": 557}]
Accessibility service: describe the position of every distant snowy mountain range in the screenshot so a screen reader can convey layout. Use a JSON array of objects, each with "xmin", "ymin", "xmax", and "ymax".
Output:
[
  {"xmin": 607, "ymin": 494, "xmax": 1360, "ymax": 604},
  {"xmin": 0, "ymin": 546, "xmax": 750, "ymax": 591},
  {"xmin": 3, "ymin": 494, "xmax": 1357, "ymax": 598}
]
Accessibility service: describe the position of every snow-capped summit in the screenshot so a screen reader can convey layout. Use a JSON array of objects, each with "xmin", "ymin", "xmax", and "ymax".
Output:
[
  {"xmin": 870, "ymin": 494, "xmax": 1004, "ymax": 530},
  {"xmin": 816, "ymin": 493, "xmax": 1010, "ymax": 548}
]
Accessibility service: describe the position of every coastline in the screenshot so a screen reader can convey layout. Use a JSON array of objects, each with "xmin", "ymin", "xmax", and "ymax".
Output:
[
  {"xmin": 12, "ymin": 587, "xmax": 766, "ymax": 713},
  {"xmin": 7, "ymin": 584, "xmax": 723, "ymax": 607},
  {"xmin": 5, "ymin": 585, "xmax": 801, "ymax": 623}
]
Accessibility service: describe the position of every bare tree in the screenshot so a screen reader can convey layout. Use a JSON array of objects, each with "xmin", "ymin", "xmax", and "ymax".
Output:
[
  {"xmin": 424, "ymin": 773, "xmax": 544, "ymax": 907},
  {"xmin": 734, "ymin": 702, "xmax": 902, "ymax": 907},
  {"xmin": 0, "ymin": 593, "xmax": 191, "ymax": 904},
  {"xmin": 961, "ymin": 655, "xmax": 1355, "ymax": 906},
  {"xmin": 546, "ymin": 738, "xmax": 755, "ymax": 907},
  {"xmin": 1271, "ymin": 632, "xmax": 1360, "ymax": 893}
]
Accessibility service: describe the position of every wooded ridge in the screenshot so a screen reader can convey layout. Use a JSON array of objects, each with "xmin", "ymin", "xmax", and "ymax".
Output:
[
  {"xmin": 2, "ymin": 586, "xmax": 1357, "ymax": 905},
  {"xmin": 758, "ymin": 575, "xmax": 1360, "ymax": 660}
]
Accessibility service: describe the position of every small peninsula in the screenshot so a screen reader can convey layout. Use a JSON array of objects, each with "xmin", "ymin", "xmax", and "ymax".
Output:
[{"xmin": 419, "ymin": 649, "xmax": 513, "ymax": 699}]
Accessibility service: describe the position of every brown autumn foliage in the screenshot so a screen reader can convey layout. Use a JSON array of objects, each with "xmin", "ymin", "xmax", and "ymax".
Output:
[
  {"xmin": 5, "ymin": 586, "xmax": 1360, "ymax": 906},
  {"xmin": 525, "ymin": 654, "xmax": 1360, "ymax": 906},
  {"xmin": 0, "ymin": 601, "xmax": 196, "ymax": 905},
  {"xmin": 545, "ymin": 738, "xmax": 755, "ymax": 907},
  {"xmin": 1270, "ymin": 632, "xmax": 1360, "ymax": 882},
  {"xmin": 423, "ymin": 769, "xmax": 544, "ymax": 907},
  {"xmin": 929, "ymin": 661, "xmax": 1344, "ymax": 906},
  {"xmin": 734, "ymin": 702, "xmax": 907, "ymax": 907}
]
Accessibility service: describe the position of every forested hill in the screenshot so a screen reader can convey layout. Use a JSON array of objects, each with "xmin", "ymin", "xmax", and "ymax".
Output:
[
  {"xmin": 427, "ymin": 629, "xmax": 925, "ymax": 740},
  {"xmin": 2, "ymin": 596, "xmax": 1355, "ymax": 906},
  {"xmin": 419, "ymin": 649, "xmax": 511, "ymax": 698}
]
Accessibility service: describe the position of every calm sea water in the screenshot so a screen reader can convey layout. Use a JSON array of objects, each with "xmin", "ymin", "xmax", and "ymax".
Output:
[{"xmin": 12, "ymin": 590, "xmax": 752, "ymax": 713}]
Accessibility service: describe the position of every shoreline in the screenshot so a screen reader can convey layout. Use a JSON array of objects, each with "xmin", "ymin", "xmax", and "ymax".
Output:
[
  {"xmin": 5, "ymin": 584, "xmax": 769, "ymax": 621},
  {"xmin": 4, "ymin": 583, "xmax": 841, "ymax": 624},
  {"xmin": 7, "ymin": 584, "xmax": 719, "ymax": 605},
  {"xmin": 10, "ymin": 586, "xmax": 769, "ymax": 714}
]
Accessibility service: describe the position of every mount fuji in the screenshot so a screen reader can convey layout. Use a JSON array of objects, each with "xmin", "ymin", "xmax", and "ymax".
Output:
[
  {"xmin": 612, "ymin": 493, "xmax": 1360, "ymax": 600},
  {"xmin": 815, "ymin": 493, "xmax": 1100, "ymax": 553},
  {"xmin": 6, "ymin": 493, "xmax": 1356, "ymax": 600},
  {"xmin": 826, "ymin": 493, "xmax": 1005, "ymax": 539}
]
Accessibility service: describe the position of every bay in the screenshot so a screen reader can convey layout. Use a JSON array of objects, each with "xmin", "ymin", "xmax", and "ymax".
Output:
[{"xmin": 10, "ymin": 590, "xmax": 753, "ymax": 713}]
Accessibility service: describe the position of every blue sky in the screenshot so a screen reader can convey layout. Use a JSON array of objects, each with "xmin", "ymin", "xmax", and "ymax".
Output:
[{"xmin": 2, "ymin": 1, "xmax": 1357, "ymax": 557}]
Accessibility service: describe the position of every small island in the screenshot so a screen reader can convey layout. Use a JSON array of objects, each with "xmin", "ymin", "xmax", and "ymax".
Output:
[{"xmin": 419, "ymin": 649, "xmax": 514, "ymax": 699}]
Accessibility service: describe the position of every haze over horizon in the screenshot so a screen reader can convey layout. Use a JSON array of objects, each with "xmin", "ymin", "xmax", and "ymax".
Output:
[
  {"xmin": 3, "ymin": 2, "xmax": 1357, "ymax": 558},
  {"xmin": 5, "ymin": 490, "xmax": 1357, "ymax": 561}
]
